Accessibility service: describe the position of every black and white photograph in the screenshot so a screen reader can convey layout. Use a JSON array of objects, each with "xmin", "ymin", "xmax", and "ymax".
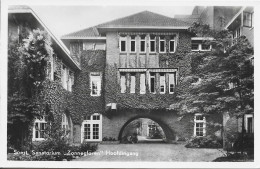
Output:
[{"xmin": 0, "ymin": 0, "xmax": 258, "ymax": 167}]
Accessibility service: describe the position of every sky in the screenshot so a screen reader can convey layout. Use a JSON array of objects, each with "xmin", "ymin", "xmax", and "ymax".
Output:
[{"xmin": 30, "ymin": 6, "xmax": 195, "ymax": 38}]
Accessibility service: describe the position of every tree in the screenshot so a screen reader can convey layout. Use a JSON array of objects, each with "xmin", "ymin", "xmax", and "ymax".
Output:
[
  {"xmin": 8, "ymin": 28, "xmax": 53, "ymax": 150},
  {"xmin": 175, "ymin": 22, "xmax": 253, "ymax": 152}
]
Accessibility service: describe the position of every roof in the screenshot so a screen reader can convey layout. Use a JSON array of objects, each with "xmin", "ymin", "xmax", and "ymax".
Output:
[
  {"xmin": 61, "ymin": 10, "xmax": 191, "ymax": 39},
  {"xmin": 9, "ymin": 6, "xmax": 80, "ymax": 70},
  {"xmin": 97, "ymin": 10, "xmax": 191, "ymax": 28}
]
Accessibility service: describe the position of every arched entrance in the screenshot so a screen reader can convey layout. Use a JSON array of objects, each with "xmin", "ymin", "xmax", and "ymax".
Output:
[{"xmin": 118, "ymin": 115, "xmax": 176, "ymax": 143}]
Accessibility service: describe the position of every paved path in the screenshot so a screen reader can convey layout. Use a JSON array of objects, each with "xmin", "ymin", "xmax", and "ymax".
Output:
[{"xmin": 73, "ymin": 143, "xmax": 224, "ymax": 162}]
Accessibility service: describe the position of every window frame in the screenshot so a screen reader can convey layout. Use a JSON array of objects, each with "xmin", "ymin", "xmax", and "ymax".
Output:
[
  {"xmin": 120, "ymin": 37, "xmax": 127, "ymax": 53},
  {"xmin": 32, "ymin": 116, "xmax": 47, "ymax": 141},
  {"xmin": 120, "ymin": 73, "xmax": 126, "ymax": 93},
  {"xmin": 169, "ymin": 39, "xmax": 176, "ymax": 53},
  {"xmin": 130, "ymin": 37, "xmax": 136, "ymax": 53},
  {"xmin": 140, "ymin": 37, "xmax": 146, "ymax": 53},
  {"xmin": 81, "ymin": 113, "xmax": 102, "ymax": 142},
  {"xmin": 90, "ymin": 72, "xmax": 102, "ymax": 97},
  {"xmin": 149, "ymin": 73, "xmax": 156, "ymax": 94},
  {"xmin": 62, "ymin": 64, "xmax": 68, "ymax": 90},
  {"xmin": 159, "ymin": 73, "xmax": 166, "ymax": 94},
  {"xmin": 243, "ymin": 12, "xmax": 253, "ymax": 28},
  {"xmin": 149, "ymin": 36, "xmax": 156, "ymax": 53},
  {"xmin": 159, "ymin": 37, "xmax": 166, "ymax": 53},
  {"xmin": 130, "ymin": 73, "xmax": 136, "ymax": 93},
  {"xmin": 244, "ymin": 114, "xmax": 254, "ymax": 133},
  {"xmin": 169, "ymin": 73, "xmax": 176, "ymax": 94},
  {"xmin": 140, "ymin": 73, "xmax": 146, "ymax": 94},
  {"xmin": 194, "ymin": 113, "xmax": 206, "ymax": 137}
]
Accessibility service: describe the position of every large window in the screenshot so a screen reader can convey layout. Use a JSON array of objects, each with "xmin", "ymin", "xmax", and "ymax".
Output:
[
  {"xmin": 191, "ymin": 38, "xmax": 212, "ymax": 52},
  {"xmin": 159, "ymin": 73, "xmax": 166, "ymax": 94},
  {"xmin": 150, "ymin": 35, "xmax": 156, "ymax": 53},
  {"xmin": 32, "ymin": 116, "xmax": 47, "ymax": 141},
  {"xmin": 62, "ymin": 64, "xmax": 68, "ymax": 90},
  {"xmin": 120, "ymin": 73, "xmax": 126, "ymax": 93},
  {"xmin": 130, "ymin": 36, "xmax": 136, "ymax": 52},
  {"xmin": 62, "ymin": 113, "xmax": 71, "ymax": 135},
  {"xmin": 140, "ymin": 73, "xmax": 146, "ymax": 94},
  {"xmin": 90, "ymin": 73, "xmax": 101, "ymax": 96},
  {"xmin": 130, "ymin": 73, "xmax": 136, "ymax": 93},
  {"xmin": 81, "ymin": 113, "xmax": 102, "ymax": 142},
  {"xmin": 243, "ymin": 12, "xmax": 253, "ymax": 27},
  {"xmin": 244, "ymin": 114, "xmax": 254, "ymax": 133},
  {"xmin": 140, "ymin": 36, "xmax": 146, "ymax": 53},
  {"xmin": 194, "ymin": 114, "xmax": 206, "ymax": 137},
  {"xmin": 120, "ymin": 37, "xmax": 127, "ymax": 52},
  {"xmin": 169, "ymin": 73, "xmax": 176, "ymax": 94},
  {"xmin": 149, "ymin": 73, "xmax": 156, "ymax": 93}
]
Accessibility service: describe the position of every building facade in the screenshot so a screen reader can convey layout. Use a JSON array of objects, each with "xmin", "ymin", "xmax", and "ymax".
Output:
[{"xmin": 8, "ymin": 6, "xmax": 253, "ymax": 147}]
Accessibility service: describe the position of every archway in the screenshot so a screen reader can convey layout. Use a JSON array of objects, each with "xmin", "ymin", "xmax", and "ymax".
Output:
[{"xmin": 118, "ymin": 115, "xmax": 176, "ymax": 143}]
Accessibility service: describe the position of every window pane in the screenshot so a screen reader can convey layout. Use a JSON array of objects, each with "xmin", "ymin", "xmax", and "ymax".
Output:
[
  {"xmin": 140, "ymin": 73, "xmax": 146, "ymax": 94},
  {"xmin": 202, "ymin": 43, "xmax": 210, "ymax": 50},
  {"xmin": 170, "ymin": 40, "xmax": 175, "ymax": 52},
  {"xmin": 160, "ymin": 40, "xmax": 165, "ymax": 52},
  {"xmin": 160, "ymin": 73, "xmax": 165, "ymax": 93},
  {"xmin": 93, "ymin": 124, "xmax": 99, "ymax": 139},
  {"xmin": 121, "ymin": 41, "xmax": 126, "ymax": 52},
  {"xmin": 196, "ymin": 115, "xmax": 203, "ymax": 121},
  {"xmin": 192, "ymin": 43, "xmax": 199, "ymax": 50},
  {"xmin": 243, "ymin": 12, "xmax": 252, "ymax": 27},
  {"xmin": 247, "ymin": 117, "xmax": 253, "ymax": 133},
  {"xmin": 91, "ymin": 75, "xmax": 101, "ymax": 96},
  {"xmin": 84, "ymin": 124, "xmax": 91, "ymax": 139},
  {"xmin": 150, "ymin": 41, "xmax": 155, "ymax": 52},
  {"xmin": 120, "ymin": 73, "xmax": 126, "ymax": 93},
  {"xmin": 130, "ymin": 74, "xmax": 136, "ymax": 93},
  {"xmin": 150, "ymin": 73, "xmax": 155, "ymax": 93},
  {"xmin": 140, "ymin": 40, "xmax": 145, "ymax": 52},
  {"xmin": 131, "ymin": 40, "xmax": 135, "ymax": 52},
  {"xmin": 169, "ymin": 73, "xmax": 175, "ymax": 93}
]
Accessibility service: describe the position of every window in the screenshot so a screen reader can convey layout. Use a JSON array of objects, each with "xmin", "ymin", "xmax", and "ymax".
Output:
[
  {"xmin": 159, "ymin": 73, "xmax": 166, "ymax": 94},
  {"xmin": 81, "ymin": 113, "xmax": 102, "ymax": 142},
  {"xmin": 244, "ymin": 114, "xmax": 254, "ymax": 133},
  {"xmin": 130, "ymin": 36, "xmax": 136, "ymax": 52},
  {"xmin": 120, "ymin": 73, "xmax": 126, "ymax": 93},
  {"xmin": 243, "ymin": 12, "xmax": 253, "ymax": 27},
  {"xmin": 159, "ymin": 37, "xmax": 166, "ymax": 53},
  {"xmin": 33, "ymin": 116, "xmax": 47, "ymax": 141},
  {"xmin": 140, "ymin": 36, "xmax": 146, "ymax": 53},
  {"xmin": 130, "ymin": 73, "xmax": 136, "ymax": 93},
  {"xmin": 169, "ymin": 73, "xmax": 176, "ymax": 94},
  {"xmin": 68, "ymin": 71, "xmax": 74, "ymax": 92},
  {"xmin": 62, "ymin": 113, "xmax": 71, "ymax": 135},
  {"xmin": 150, "ymin": 35, "xmax": 156, "ymax": 53},
  {"xmin": 140, "ymin": 73, "xmax": 146, "ymax": 94},
  {"xmin": 149, "ymin": 73, "xmax": 156, "ymax": 93},
  {"xmin": 169, "ymin": 39, "xmax": 176, "ymax": 53},
  {"xmin": 191, "ymin": 40, "xmax": 211, "ymax": 51},
  {"xmin": 62, "ymin": 65, "xmax": 68, "ymax": 90},
  {"xmin": 90, "ymin": 73, "xmax": 101, "ymax": 96},
  {"xmin": 194, "ymin": 114, "xmax": 206, "ymax": 137},
  {"xmin": 233, "ymin": 27, "xmax": 241, "ymax": 39},
  {"xmin": 120, "ymin": 37, "xmax": 127, "ymax": 52}
]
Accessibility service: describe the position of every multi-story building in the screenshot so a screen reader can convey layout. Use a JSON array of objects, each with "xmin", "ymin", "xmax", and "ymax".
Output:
[{"xmin": 8, "ymin": 6, "xmax": 253, "ymax": 147}]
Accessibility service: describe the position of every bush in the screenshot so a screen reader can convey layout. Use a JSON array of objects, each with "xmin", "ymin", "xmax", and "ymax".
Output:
[{"xmin": 185, "ymin": 136, "xmax": 222, "ymax": 148}]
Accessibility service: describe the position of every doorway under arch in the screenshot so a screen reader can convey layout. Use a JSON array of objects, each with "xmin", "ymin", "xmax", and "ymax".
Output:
[{"xmin": 118, "ymin": 115, "xmax": 176, "ymax": 143}]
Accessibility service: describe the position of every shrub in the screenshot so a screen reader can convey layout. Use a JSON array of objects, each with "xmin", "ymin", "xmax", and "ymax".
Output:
[{"xmin": 185, "ymin": 136, "xmax": 222, "ymax": 148}]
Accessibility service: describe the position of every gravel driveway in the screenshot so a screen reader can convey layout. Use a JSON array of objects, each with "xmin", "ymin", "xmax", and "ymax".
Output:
[{"xmin": 73, "ymin": 143, "xmax": 224, "ymax": 162}]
